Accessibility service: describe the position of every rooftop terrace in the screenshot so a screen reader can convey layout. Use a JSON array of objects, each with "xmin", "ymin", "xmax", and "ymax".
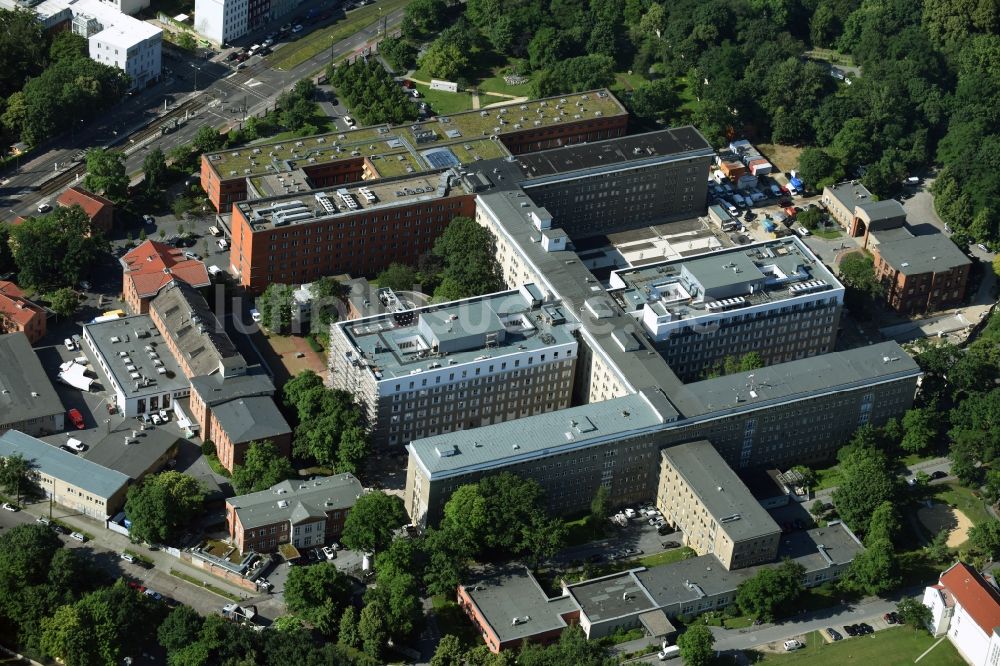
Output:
[
  {"xmin": 607, "ymin": 238, "xmax": 843, "ymax": 331},
  {"xmin": 336, "ymin": 285, "xmax": 579, "ymax": 381},
  {"xmin": 236, "ymin": 170, "xmax": 469, "ymax": 231},
  {"xmin": 205, "ymin": 90, "xmax": 625, "ymax": 179}
]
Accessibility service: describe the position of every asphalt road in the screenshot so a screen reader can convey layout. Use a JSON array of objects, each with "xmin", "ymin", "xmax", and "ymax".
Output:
[{"xmin": 0, "ymin": 2, "xmax": 407, "ymax": 221}]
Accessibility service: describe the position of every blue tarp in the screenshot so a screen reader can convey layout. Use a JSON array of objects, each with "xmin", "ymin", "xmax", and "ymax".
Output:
[{"xmin": 790, "ymin": 177, "xmax": 803, "ymax": 189}]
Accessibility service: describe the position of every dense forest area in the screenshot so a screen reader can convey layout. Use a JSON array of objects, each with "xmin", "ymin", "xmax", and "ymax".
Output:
[{"xmin": 393, "ymin": 0, "xmax": 999, "ymax": 246}]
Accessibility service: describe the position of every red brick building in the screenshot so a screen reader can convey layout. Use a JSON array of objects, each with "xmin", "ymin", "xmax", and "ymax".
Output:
[
  {"xmin": 229, "ymin": 173, "xmax": 477, "ymax": 293},
  {"xmin": 871, "ymin": 232, "xmax": 971, "ymax": 314},
  {"xmin": 200, "ymin": 89, "xmax": 629, "ymax": 212},
  {"xmin": 121, "ymin": 241, "xmax": 211, "ymax": 314},
  {"xmin": 57, "ymin": 186, "xmax": 115, "ymax": 234},
  {"xmin": 0, "ymin": 281, "xmax": 47, "ymax": 344},
  {"xmin": 226, "ymin": 474, "xmax": 364, "ymax": 554}
]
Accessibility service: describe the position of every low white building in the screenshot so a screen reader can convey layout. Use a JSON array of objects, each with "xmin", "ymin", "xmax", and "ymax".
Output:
[
  {"xmin": 923, "ymin": 562, "xmax": 1000, "ymax": 666},
  {"xmin": 194, "ymin": 0, "xmax": 248, "ymax": 45},
  {"xmin": 70, "ymin": 0, "xmax": 162, "ymax": 90}
]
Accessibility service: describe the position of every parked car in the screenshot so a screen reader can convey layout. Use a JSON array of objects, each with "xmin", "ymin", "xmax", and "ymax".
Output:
[
  {"xmin": 144, "ymin": 589, "xmax": 163, "ymax": 601},
  {"xmin": 978, "ymin": 243, "xmax": 990, "ymax": 253},
  {"xmin": 218, "ymin": 238, "xmax": 229, "ymax": 250},
  {"xmin": 121, "ymin": 552, "xmax": 136, "ymax": 563},
  {"xmin": 67, "ymin": 409, "xmax": 85, "ymax": 430},
  {"xmin": 70, "ymin": 532, "xmax": 87, "ymax": 542},
  {"xmin": 292, "ymin": 24, "xmax": 303, "ymax": 32},
  {"xmin": 624, "ymin": 508, "xmax": 636, "ymax": 519},
  {"xmin": 209, "ymin": 226, "xmax": 222, "ymax": 236},
  {"xmin": 844, "ymin": 624, "xmax": 858, "ymax": 636},
  {"xmin": 825, "ymin": 627, "xmax": 842, "ymax": 641},
  {"xmin": 858, "ymin": 622, "xmax": 874, "ymax": 634},
  {"xmin": 1, "ymin": 502, "xmax": 18, "ymax": 511},
  {"xmin": 930, "ymin": 470, "xmax": 948, "ymax": 480},
  {"xmin": 883, "ymin": 612, "xmax": 897, "ymax": 624},
  {"xmin": 151, "ymin": 414, "xmax": 162, "ymax": 425},
  {"xmin": 322, "ymin": 545, "xmax": 337, "ymax": 560},
  {"xmin": 657, "ymin": 524, "xmax": 673, "ymax": 535},
  {"xmin": 64, "ymin": 338, "xmax": 76, "ymax": 351},
  {"xmin": 158, "ymin": 409, "xmax": 169, "ymax": 422},
  {"xmin": 783, "ymin": 639, "xmax": 804, "ymax": 651},
  {"xmin": 143, "ymin": 214, "xmax": 155, "ymax": 225},
  {"xmin": 250, "ymin": 308, "xmax": 262, "ymax": 322},
  {"xmin": 65, "ymin": 437, "xmax": 86, "ymax": 452},
  {"xmin": 661, "ymin": 540, "xmax": 681, "ymax": 549},
  {"xmin": 184, "ymin": 251, "xmax": 201, "ymax": 261},
  {"xmin": 37, "ymin": 202, "xmax": 52, "ymax": 213}
]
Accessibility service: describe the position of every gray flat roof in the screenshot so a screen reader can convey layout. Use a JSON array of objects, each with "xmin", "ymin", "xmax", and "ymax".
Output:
[
  {"xmin": 336, "ymin": 287, "xmax": 579, "ymax": 380},
  {"xmin": 874, "ymin": 232, "xmax": 971, "ymax": 276},
  {"xmin": 566, "ymin": 571, "xmax": 656, "ymax": 622},
  {"xmin": 462, "ymin": 566, "xmax": 577, "ymax": 643},
  {"xmin": 189, "ymin": 367, "xmax": 275, "ymax": 407},
  {"xmin": 0, "ymin": 333, "xmax": 64, "ymax": 427},
  {"xmin": 635, "ymin": 521, "xmax": 864, "ymax": 608},
  {"xmin": 677, "ymin": 341, "xmax": 921, "ymax": 417},
  {"xmin": 149, "ymin": 281, "xmax": 245, "ymax": 378},
  {"xmin": 228, "ymin": 474, "xmax": 363, "ymax": 530},
  {"xmin": 858, "ymin": 198, "xmax": 905, "ymax": 222},
  {"xmin": 826, "ymin": 181, "xmax": 872, "ymax": 212},
  {"xmin": 661, "ymin": 441, "xmax": 780, "ymax": 542},
  {"xmin": 610, "ymin": 238, "xmax": 842, "ymax": 320},
  {"xmin": 84, "ymin": 315, "xmax": 189, "ymax": 398},
  {"xmin": 0, "ymin": 429, "xmax": 129, "ymax": 500},
  {"xmin": 43, "ymin": 426, "xmax": 179, "ymax": 481},
  {"xmin": 210, "ymin": 396, "xmax": 290, "ymax": 444},
  {"xmin": 515, "ymin": 127, "xmax": 714, "ymax": 180},
  {"xmin": 409, "ymin": 391, "xmax": 673, "ymax": 480}
]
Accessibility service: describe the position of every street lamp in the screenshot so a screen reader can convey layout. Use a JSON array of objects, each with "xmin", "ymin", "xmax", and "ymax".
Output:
[{"xmin": 189, "ymin": 63, "xmax": 201, "ymax": 92}]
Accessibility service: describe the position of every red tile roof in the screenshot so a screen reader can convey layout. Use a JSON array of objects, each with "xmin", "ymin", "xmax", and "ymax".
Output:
[
  {"xmin": 57, "ymin": 186, "xmax": 114, "ymax": 219},
  {"xmin": 122, "ymin": 240, "xmax": 211, "ymax": 298},
  {"xmin": 941, "ymin": 562, "xmax": 1000, "ymax": 634},
  {"xmin": 0, "ymin": 281, "xmax": 45, "ymax": 326}
]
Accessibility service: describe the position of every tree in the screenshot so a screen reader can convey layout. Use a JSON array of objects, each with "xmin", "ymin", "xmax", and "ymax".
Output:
[
  {"xmin": 379, "ymin": 37, "xmax": 418, "ymax": 72},
  {"xmin": 172, "ymin": 197, "xmax": 193, "ymax": 220},
  {"xmin": 431, "ymin": 217, "xmax": 501, "ymax": 301},
  {"xmin": 83, "ymin": 148, "xmax": 128, "ymax": 204},
  {"xmin": 143, "ymin": 147, "xmax": 168, "ymax": 195},
  {"xmin": 431, "ymin": 634, "xmax": 464, "ymax": 666},
  {"xmin": 832, "ymin": 444, "xmax": 897, "ymax": 533},
  {"xmin": 358, "ymin": 600, "xmax": 389, "ymax": 660},
  {"xmin": 10, "ymin": 206, "xmax": 107, "ymax": 291},
  {"xmin": 796, "ymin": 147, "xmax": 844, "ymax": 191},
  {"xmin": 158, "ymin": 605, "xmax": 204, "ymax": 652},
  {"xmin": 341, "ymin": 492, "xmax": 408, "ymax": 554},
  {"xmin": 969, "ymin": 519, "xmax": 1000, "ymax": 560},
  {"xmin": 534, "ymin": 55, "xmax": 616, "ymax": 97},
  {"xmin": 338, "ymin": 606, "xmax": 360, "ymax": 649},
  {"xmin": 926, "ymin": 528, "xmax": 951, "ymax": 562},
  {"xmin": 419, "ymin": 38, "xmax": 470, "ymax": 82},
  {"xmin": 843, "ymin": 501, "xmax": 900, "ymax": 594},
  {"xmin": 735, "ymin": 560, "xmax": 805, "ymax": 621},
  {"xmin": 284, "ymin": 563, "xmax": 353, "ymax": 635},
  {"xmin": 231, "ymin": 440, "xmax": 295, "ymax": 494},
  {"xmin": 677, "ymin": 625, "xmax": 715, "ymax": 666},
  {"xmin": 124, "ymin": 471, "xmax": 206, "ymax": 545},
  {"xmin": 630, "ymin": 79, "xmax": 679, "ymax": 119},
  {"xmin": 402, "ymin": 0, "xmax": 448, "ymax": 38},
  {"xmin": 0, "ymin": 453, "xmax": 34, "ymax": 504},
  {"xmin": 901, "ymin": 406, "xmax": 939, "ymax": 454},
  {"xmin": 797, "ymin": 207, "xmax": 824, "ymax": 230},
  {"xmin": 375, "ymin": 263, "xmax": 417, "ymax": 292},
  {"xmin": 838, "ymin": 253, "xmax": 883, "ymax": 298},
  {"xmin": 48, "ymin": 287, "xmax": 79, "ymax": 320},
  {"xmin": 336, "ymin": 425, "xmax": 369, "ymax": 475},
  {"xmin": 256, "ymin": 283, "xmax": 294, "ymax": 333},
  {"xmin": 590, "ymin": 485, "xmax": 610, "ymax": 524},
  {"xmin": 0, "ymin": 226, "xmax": 14, "ymax": 277},
  {"xmin": 193, "ymin": 126, "xmax": 225, "ymax": 153},
  {"xmin": 897, "ymin": 597, "xmax": 933, "ymax": 632},
  {"xmin": 49, "ymin": 31, "xmax": 87, "ymax": 63},
  {"xmin": 367, "ymin": 567, "xmax": 423, "ymax": 641},
  {"xmin": 0, "ymin": 9, "xmax": 46, "ymax": 98}
]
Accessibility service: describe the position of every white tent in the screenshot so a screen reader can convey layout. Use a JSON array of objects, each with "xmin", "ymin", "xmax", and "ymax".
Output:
[{"xmin": 58, "ymin": 362, "xmax": 93, "ymax": 391}]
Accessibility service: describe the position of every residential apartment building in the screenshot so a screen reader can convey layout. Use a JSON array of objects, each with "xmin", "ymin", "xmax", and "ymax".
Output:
[
  {"xmin": 194, "ymin": 0, "xmax": 300, "ymax": 44},
  {"xmin": 923, "ymin": 562, "xmax": 1000, "ymax": 666},
  {"xmin": 0, "ymin": 429, "xmax": 129, "ymax": 519},
  {"xmin": 0, "ymin": 333, "xmax": 65, "ymax": 436},
  {"xmin": 83, "ymin": 315, "xmax": 190, "ymax": 417},
  {"xmin": 120, "ymin": 241, "xmax": 211, "ymax": 314},
  {"xmin": 870, "ymin": 231, "xmax": 971, "ymax": 314},
  {"xmin": 70, "ymin": 0, "xmax": 161, "ymax": 90},
  {"xmin": 56, "ymin": 186, "xmax": 115, "ymax": 234},
  {"xmin": 226, "ymin": 474, "xmax": 364, "ymax": 554},
  {"xmin": 608, "ymin": 238, "xmax": 843, "ymax": 379},
  {"xmin": 329, "ymin": 284, "xmax": 579, "ymax": 448},
  {"xmin": 406, "ymin": 342, "xmax": 920, "ymax": 526},
  {"xmin": 200, "ymin": 90, "xmax": 629, "ymax": 212},
  {"xmin": 228, "ymin": 171, "xmax": 477, "ymax": 293},
  {"xmin": 657, "ymin": 442, "xmax": 780, "ymax": 570},
  {"xmin": 0, "ymin": 281, "xmax": 48, "ymax": 344},
  {"xmin": 460, "ymin": 521, "xmax": 862, "ymax": 652}
]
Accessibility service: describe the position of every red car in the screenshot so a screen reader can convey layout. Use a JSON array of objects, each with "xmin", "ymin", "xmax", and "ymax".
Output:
[{"xmin": 68, "ymin": 408, "xmax": 85, "ymax": 430}]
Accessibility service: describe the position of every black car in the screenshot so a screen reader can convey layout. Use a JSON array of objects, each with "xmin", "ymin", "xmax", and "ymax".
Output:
[
  {"xmin": 826, "ymin": 627, "xmax": 842, "ymax": 641},
  {"xmin": 858, "ymin": 623, "xmax": 874, "ymax": 634},
  {"xmin": 930, "ymin": 470, "xmax": 948, "ymax": 480},
  {"xmin": 661, "ymin": 541, "xmax": 681, "ymax": 549},
  {"xmin": 843, "ymin": 624, "xmax": 858, "ymax": 636}
]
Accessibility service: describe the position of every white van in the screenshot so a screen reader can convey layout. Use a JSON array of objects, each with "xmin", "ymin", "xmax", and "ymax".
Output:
[
  {"xmin": 209, "ymin": 226, "xmax": 222, "ymax": 236},
  {"xmin": 208, "ymin": 265, "xmax": 223, "ymax": 277},
  {"xmin": 217, "ymin": 238, "xmax": 229, "ymax": 250},
  {"xmin": 658, "ymin": 645, "xmax": 680, "ymax": 660}
]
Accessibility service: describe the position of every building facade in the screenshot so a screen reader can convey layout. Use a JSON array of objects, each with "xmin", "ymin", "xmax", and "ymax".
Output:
[
  {"xmin": 657, "ymin": 442, "xmax": 781, "ymax": 570},
  {"xmin": 922, "ymin": 562, "xmax": 1000, "ymax": 666},
  {"xmin": 120, "ymin": 241, "xmax": 211, "ymax": 315},
  {"xmin": 871, "ymin": 234, "xmax": 971, "ymax": 314},
  {"xmin": 226, "ymin": 474, "xmax": 363, "ymax": 554},
  {"xmin": 193, "ymin": 0, "xmax": 248, "ymax": 44},
  {"xmin": 328, "ymin": 285, "xmax": 579, "ymax": 448},
  {"xmin": 0, "ymin": 430, "xmax": 129, "ymax": 519},
  {"xmin": 71, "ymin": 0, "xmax": 162, "ymax": 91},
  {"xmin": 608, "ymin": 238, "xmax": 843, "ymax": 379}
]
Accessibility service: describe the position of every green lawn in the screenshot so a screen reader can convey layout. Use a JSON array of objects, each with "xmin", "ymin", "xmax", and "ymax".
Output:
[
  {"xmin": 934, "ymin": 483, "xmax": 992, "ymax": 527},
  {"xmin": 268, "ymin": 0, "xmax": 413, "ymax": 71},
  {"xmin": 754, "ymin": 628, "xmax": 963, "ymax": 666},
  {"xmin": 476, "ymin": 72, "xmax": 534, "ymax": 97},
  {"xmin": 812, "ymin": 227, "xmax": 842, "ymax": 240},
  {"xmin": 637, "ymin": 546, "xmax": 696, "ymax": 568},
  {"xmin": 611, "ymin": 71, "xmax": 647, "ymax": 94},
  {"xmin": 813, "ymin": 463, "xmax": 842, "ymax": 491},
  {"xmin": 564, "ymin": 514, "xmax": 608, "ymax": 548},
  {"xmin": 413, "ymin": 83, "xmax": 474, "ymax": 115}
]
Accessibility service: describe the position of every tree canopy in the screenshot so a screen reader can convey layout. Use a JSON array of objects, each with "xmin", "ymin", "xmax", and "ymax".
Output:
[
  {"xmin": 124, "ymin": 471, "xmax": 206, "ymax": 545},
  {"xmin": 10, "ymin": 206, "xmax": 108, "ymax": 292},
  {"xmin": 341, "ymin": 492, "xmax": 408, "ymax": 554},
  {"xmin": 430, "ymin": 217, "xmax": 501, "ymax": 301},
  {"xmin": 735, "ymin": 560, "xmax": 805, "ymax": 621},
  {"xmin": 231, "ymin": 440, "xmax": 296, "ymax": 494},
  {"xmin": 328, "ymin": 59, "xmax": 418, "ymax": 126},
  {"xmin": 831, "ymin": 441, "xmax": 897, "ymax": 533},
  {"xmin": 283, "ymin": 563, "xmax": 353, "ymax": 635},
  {"xmin": 83, "ymin": 149, "xmax": 129, "ymax": 204}
]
